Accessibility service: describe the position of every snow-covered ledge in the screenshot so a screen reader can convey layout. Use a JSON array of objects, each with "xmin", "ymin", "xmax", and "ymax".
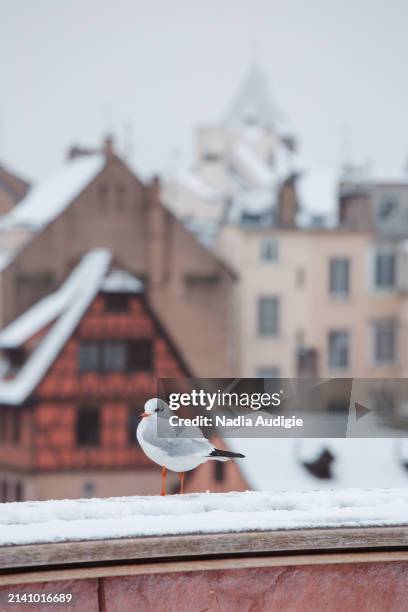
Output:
[{"xmin": 1, "ymin": 489, "xmax": 408, "ymax": 571}]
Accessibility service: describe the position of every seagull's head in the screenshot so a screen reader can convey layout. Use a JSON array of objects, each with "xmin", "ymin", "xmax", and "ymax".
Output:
[{"xmin": 141, "ymin": 398, "xmax": 171, "ymax": 419}]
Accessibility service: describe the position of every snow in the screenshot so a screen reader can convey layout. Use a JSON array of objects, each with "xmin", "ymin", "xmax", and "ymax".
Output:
[
  {"xmin": 0, "ymin": 250, "xmax": 12, "ymax": 272},
  {"xmin": 232, "ymin": 143, "xmax": 273, "ymax": 188},
  {"xmin": 0, "ymin": 488, "xmax": 407, "ymax": 546},
  {"xmin": 0, "ymin": 155, "xmax": 104, "ymax": 232},
  {"xmin": 0, "ymin": 249, "xmax": 111, "ymax": 404},
  {"xmin": 296, "ymin": 168, "xmax": 339, "ymax": 227},
  {"xmin": 102, "ymin": 270, "xmax": 143, "ymax": 293},
  {"xmin": 0, "ymin": 251, "xmax": 109, "ymax": 349},
  {"xmin": 176, "ymin": 171, "xmax": 220, "ymax": 202},
  {"xmin": 227, "ymin": 438, "xmax": 408, "ymax": 491}
]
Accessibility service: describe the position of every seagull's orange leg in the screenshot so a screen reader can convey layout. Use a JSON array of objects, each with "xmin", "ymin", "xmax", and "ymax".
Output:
[
  {"xmin": 161, "ymin": 466, "xmax": 167, "ymax": 496},
  {"xmin": 179, "ymin": 472, "xmax": 185, "ymax": 494}
]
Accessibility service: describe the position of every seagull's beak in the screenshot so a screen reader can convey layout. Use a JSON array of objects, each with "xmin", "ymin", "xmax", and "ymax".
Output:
[{"xmin": 140, "ymin": 412, "xmax": 150, "ymax": 419}]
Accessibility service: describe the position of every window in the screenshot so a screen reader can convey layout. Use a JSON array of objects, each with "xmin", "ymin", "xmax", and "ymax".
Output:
[
  {"xmin": 302, "ymin": 448, "xmax": 334, "ymax": 480},
  {"xmin": 377, "ymin": 196, "xmax": 399, "ymax": 222},
  {"xmin": 295, "ymin": 266, "xmax": 306, "ymax": 288},
  {"xmin": 102, "ymin": 341, "xmax": 127, "ymax": 372},
  {"xmin": 257, "ymin": 367, "xmax": 280, "ymax": 378},
  {"xmin": 79, "ymin": 341, "xmax": 99, "ymax": 372},
  {"xmin": 115, "ymin": 183, "xmax": 126, "ymax": 209},
  {"xmin": 327, "ymin": 399, "xmax": 349, "ymax": 413},
  {"xmin": 11, "ymin": 410, "xmax": 21, "ymax": 444},
  {"xmin": 105, "ymin": 293, "xmax": 130, "ymax": 313},
  {"xmin": 98, "ymin": 183, "xmax": 109, "ymax": 208},
  {"xmin": 373, "ymin": 248, "xmax": 395, "ymax": 289},
  {"xmin": 372, "ymin": 320, "xmax": 396, "ymax": 364},
  {"xmin": 128, "ymin": 340, "xmax": 153, "ymax": 371},
  {"xmin": 76, "ymin": 407, "xmax": 100, "ymax": 447},
  {"xmin": 214, "ymin": 461, "xmax": 225, "ymax": 482},
  {"xmin": 258, "ymin": 297, "xmax": 279, "ymax": 336},
  {"xmin": 0, "ymin": 410, "xmax": 6, "ymax": 442},
  {"xmin": 128, "ymin": 407, "xmax": 142, "ymax": 444},
  {"xmin": 1, "ymin": 481, "xmax": 8, "ymax": 503},
  {"xmin": 7, "ymin": 348, "xmax": 25, "ymax": 372},
  {"xmin": 202, "ymin": 152, "xmax": 221, "ymax": 163},
  {"xmin": 328, "ymin": 330, "xmax": 349, "ymax": 369},
  {"xmin": 79, "ymin": 340, "xmax": 153, "ymax": 373},
  {"xmin": 329, "ymin": 258, "xmax": 349, "ymax": 297},
  {"xmin": 15, "ymin": 481, "xmax": 23, "ymax": 502},
  {"xmin": 260, "ymin": 238, "xmax": 278, "ymax": 263}
]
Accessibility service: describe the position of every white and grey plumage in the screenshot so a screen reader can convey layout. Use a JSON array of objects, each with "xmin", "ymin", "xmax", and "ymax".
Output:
[{"xmin": 137, "ymin": 398, "xmax": 245, "ymax": 495}]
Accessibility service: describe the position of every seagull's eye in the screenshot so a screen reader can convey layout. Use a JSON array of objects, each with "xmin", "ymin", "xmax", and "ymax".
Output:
[{"xmin": 155, "ymin": 405, "xmax": 163, "ymax": 413}]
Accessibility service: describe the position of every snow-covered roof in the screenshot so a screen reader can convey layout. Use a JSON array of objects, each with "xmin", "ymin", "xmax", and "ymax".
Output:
[
  {"xmin": 227, "ymin": 437, "xmax": 408, "ymax": 491},
  {"xmin": 0, "ymin": 252, "xmax": 110, "ymax": 349},
  {"xmin": 0, "ymin": 488, "xmax": 407, "ymax": 545},
  {"xmin": 0, "ymin": 155, "xmax": 104, "ymax": 232},
  {"xmin": 102, "ymin": 270, "xmax": 144, "ymax": 293},
  {"xmin": 224, "ymin": 63, "xmax": 291, "ymax": 135},
  {"xmin": 0, "ymin": 249, "xmax": 111, "ymax": 404}
]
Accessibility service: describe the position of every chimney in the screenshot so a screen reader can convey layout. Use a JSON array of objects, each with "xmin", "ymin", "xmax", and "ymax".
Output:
[{"xmin": 103, "ymin": 134, "xmax": 115, "ymax": 158}]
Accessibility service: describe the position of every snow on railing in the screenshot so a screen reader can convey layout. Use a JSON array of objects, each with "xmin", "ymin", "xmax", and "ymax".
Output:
[{"xmin": 1, "ymin": 488, "xmax": 408, "ymax": 548}]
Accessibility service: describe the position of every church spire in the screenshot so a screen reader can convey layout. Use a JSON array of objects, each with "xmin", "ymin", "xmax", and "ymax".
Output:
[{"xmin": 224, "ymin": 62, "xmax": 289, "ymax": 135}]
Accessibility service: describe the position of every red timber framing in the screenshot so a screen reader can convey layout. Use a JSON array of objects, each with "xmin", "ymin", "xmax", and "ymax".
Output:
[{"xmin": 0, "ymin": 290, "xmax": 191, "ymax": 475}]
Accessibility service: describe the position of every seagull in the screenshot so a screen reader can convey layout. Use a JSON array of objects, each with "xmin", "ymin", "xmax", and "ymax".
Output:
[{"xmin": 137, "ymin": 398, "xmax": 245, "ymax": 495}]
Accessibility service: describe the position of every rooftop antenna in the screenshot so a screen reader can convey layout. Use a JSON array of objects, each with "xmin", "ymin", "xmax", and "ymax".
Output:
[
  {"xmin": 101, "ymin": 103, "xmax": 115, "ymax": 140},
  {"xmin": 340, "ymin": 124, "xmax": 353, "ymax": 174}
]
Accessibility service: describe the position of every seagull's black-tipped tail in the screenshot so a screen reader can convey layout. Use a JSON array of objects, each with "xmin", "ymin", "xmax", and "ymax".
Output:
[{"xmin": 209, "ymin": 448, "xmax": 245, "ymax": 459}]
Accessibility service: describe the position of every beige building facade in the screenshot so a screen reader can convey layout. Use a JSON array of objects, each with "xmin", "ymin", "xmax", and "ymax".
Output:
[{"xmin": 217, "ymin": 225, "xmax": 407, "ymax": 378}]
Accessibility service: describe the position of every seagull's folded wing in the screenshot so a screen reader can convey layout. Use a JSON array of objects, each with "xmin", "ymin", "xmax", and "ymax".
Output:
[{"xmin": 144, "ymin": 418, "xmax": 213, "ymax": 458}]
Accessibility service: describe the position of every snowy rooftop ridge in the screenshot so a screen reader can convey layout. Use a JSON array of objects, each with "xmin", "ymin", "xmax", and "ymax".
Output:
[
  {"xmin": 0, "ymin": 155, "xmax": 104, "ymax": 232},
  {"xmin": 0, "ymin": 251, "xmax": 110, "ymax": 349},
  {"xmin": 0, "ymin": 249, "xmax": 111, "ymax": 404},
  {"xmin": 0, "ymin": 488, "xmax": 407, "ymax": 546},
  {"xmin": 102, "ymin": 269, "xmax": 144, "ymax": 293}
]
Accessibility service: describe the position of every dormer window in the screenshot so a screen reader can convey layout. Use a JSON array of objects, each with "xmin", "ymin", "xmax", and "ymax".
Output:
[
  {"xmin": 302, "ymin": 448, "xmax": 335, "ymax": 479},
  {"xmin": 377, "ymin": 196, "xmax": 399, "ymax": 222},
  {"xmin": 104, "ymin": 293, "xmax": 130, "ymax": 313},
  {"xmin": 6, "ymin": 348, "xmax": 25, "ymax": 373}
]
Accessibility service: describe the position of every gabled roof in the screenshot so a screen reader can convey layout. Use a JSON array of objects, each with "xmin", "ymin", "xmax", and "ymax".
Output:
[
  {"xmin": 0, "ymin": 155, "xmax": 104, "ymax": 232},
  {"xmin": 0, "ymin": 249, "xmax": 111, "ymax": 404}
]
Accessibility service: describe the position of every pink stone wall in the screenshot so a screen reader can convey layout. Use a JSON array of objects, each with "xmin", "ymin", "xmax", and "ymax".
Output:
[
  {"xmin": 101, "ymin": 562, "xmax": 408, "ymax": 612},
  {"xmin": 1, "ymin": 562, "xmax": 407, "ymax": 611}
]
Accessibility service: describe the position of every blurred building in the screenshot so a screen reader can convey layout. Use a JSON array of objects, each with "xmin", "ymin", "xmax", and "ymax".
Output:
[
  {"xmin": 0, "ymin": 250, "xmax": 190, "ymax": 501},
  {"xmin": 164, "ymin": 62, "xmax": 408, "ymax": 379},
  {"xmin": 0, "ymin": 138, "xmax": 237, "ymax": 377},
  {"xmin": 0, "ymin": 162, "xmax": 30, "ymax": 215},
  {"xmin": 185, "ymin": 437, "xmax": 408, "ymax": 493}
]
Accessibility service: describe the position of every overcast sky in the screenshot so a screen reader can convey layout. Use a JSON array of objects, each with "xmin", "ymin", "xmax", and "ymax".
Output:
[{"xmin": 1, "ymin": 0, "xmax": 408, "ymax": 183}]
